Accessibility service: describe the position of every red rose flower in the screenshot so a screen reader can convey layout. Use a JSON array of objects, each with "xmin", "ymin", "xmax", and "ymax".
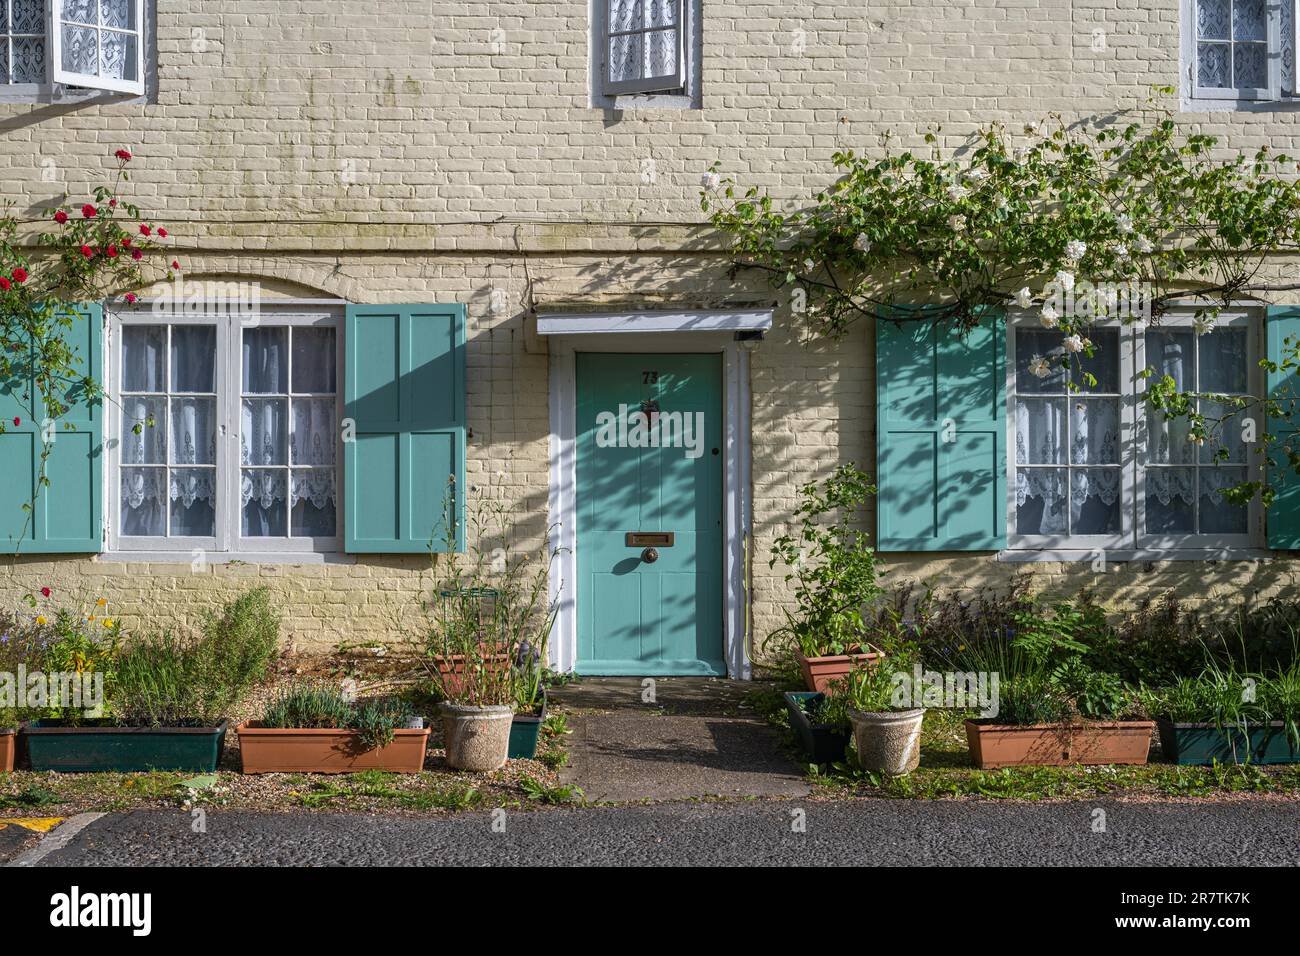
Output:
[
  {"xmin": 125, "ymin": 293, "xmax": 138, "ymax": 304},
  {"xmin": 131, "ymin": 248, "xmax": 144, "ymax": 261},
  {"xmin": 158, "ymin": 228, "xmax": 168, "ymax": 238},
  {"xmin": 82, "ymin": 204, "xmax": 97, "ymax": 219},
  {"xmin": 40, "ymin": 587, "xmax": 51, "ymax": 598},
  {"xmin": 54, "ymin": 210, "xmax": 68, "ymax": 224},
  {"xmin": 115, "ymin": 149, "xmax": 132, "ymax": 162},
  {"xmin": 122, "ymin": 237, "xmax": 131, "ymax": 247},
  {"xmin": 107, "ymin": 246, "xmax": 119, "ymax": 258},
  {"xmin": 0, "ymin": 278, "xmax": 9, "ymax": 291},
  {"xmin": 11, "ymin": 417, "xmax": 19, "ymax": 427},
  {"xmin": 139, "ymin": 225, "xmax": 151, "ymax": 237},
  {"xmin": 171, "ymin": 261, "xmax": 181, "ymax": 270},
  {"xmin": 80, "ymin": 245, "xmax": 94, "ymax": 258},
  {"xmin": 13, "ymin": 268, "xmax": 26, "ymax": 283}
]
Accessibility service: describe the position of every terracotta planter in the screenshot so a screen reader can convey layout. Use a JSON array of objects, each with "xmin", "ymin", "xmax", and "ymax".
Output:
[
  {"xmin": 440, "ymin": 703, "xmax": 513, "ymax": 771},
  {"xmin": 236, "ymin": 722, "xmax": 431, "ymax": 774},
  {"xmin": 432, "ymin": 653, "xmax": 511, "ymax": 699},
  {"xmin": 848, "ymin": 708, "xmax": 925, "ymax": 775},
  {"xmin": 965, "ymin": 719, "xmax": 1154, "ymax": 769},
  {"xmin": 0, "ymin": 728, "xmax": 14, "ymax": 773},
  {"xmin": 796, "ymin": 646, "xmax": 883, "ymax": 694}
]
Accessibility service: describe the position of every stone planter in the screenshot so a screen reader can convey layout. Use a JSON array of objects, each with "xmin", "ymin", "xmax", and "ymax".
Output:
[
  {"xmin": 236, "ymin": 723, "xmax": 431, "ymax": 773},
  {"xmin": 795, "ymin": 645, "xmax": 884, "ymax": 694},
  {"xmin": 440, "ymin": 703, "xmax": 513, "ymax": 771},
  {"xmin": 847, "ymin": 708, "xmax": 925, "ymax": 775},
  {"xmin": 965, "ymin": 720, "xmax": 1155, "ymax": 768}
]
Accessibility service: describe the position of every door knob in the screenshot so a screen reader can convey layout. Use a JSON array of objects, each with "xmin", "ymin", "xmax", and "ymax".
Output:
[{"xmin": 641, "ymin": 547, "xmax": 659, "ymax": 564}]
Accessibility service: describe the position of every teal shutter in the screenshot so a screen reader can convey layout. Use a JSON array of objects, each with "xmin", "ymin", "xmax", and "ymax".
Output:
[
  {"xmin": 0, "ymin": 303, "xmax": 103, "ymax": 554},
  {"xmin": 1267, "ymin": 306, "xmax": 1300, "ymax": 549},
  {"xmin": 875, "ymin": 308, "xmax": 1006, "ymax": 551},
  {"xmin": 344, "ymin": 304, "xmax": 466, "ymax": 553}
]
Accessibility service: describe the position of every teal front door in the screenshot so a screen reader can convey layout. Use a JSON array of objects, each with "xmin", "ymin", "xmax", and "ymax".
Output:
[{"xmin": 575, "ymin": 352, "xmax": 725, "ymax": 675}]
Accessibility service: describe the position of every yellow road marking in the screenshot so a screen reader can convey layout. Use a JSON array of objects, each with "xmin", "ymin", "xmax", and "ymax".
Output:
[{"xmin": 0, "ymin": 817, "xmax": 65, "ymax": 833}]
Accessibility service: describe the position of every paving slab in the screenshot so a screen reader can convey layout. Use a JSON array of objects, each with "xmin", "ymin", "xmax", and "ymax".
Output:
[{"xmin": 561, "ymin": 712, "xmax": 810, "ymax": 802}]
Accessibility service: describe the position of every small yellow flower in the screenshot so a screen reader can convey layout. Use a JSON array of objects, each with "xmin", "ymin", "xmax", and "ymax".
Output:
[
  {"xmin": 35, "ymin": 615, "xmax": 47, "ymax": 626},
  {"xmin": 102, "ymin": 618, "xmax": 114, "ymax": 628},
  {"xmin": 86, "ymin": 614, "xmax": 96, "ymax": 623},
  {"xmin": 96, "ymin": 598, "xmax": 107, "ymax": 607}
]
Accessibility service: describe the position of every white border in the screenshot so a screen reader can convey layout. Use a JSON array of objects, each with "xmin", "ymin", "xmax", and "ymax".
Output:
[
  {"xmin": 536, "ymin": 309, "xmax": 772, "ymax": 336},
  {"xmin": 547, "ymin": 329, "xmax": 754, "ymax": 680}
]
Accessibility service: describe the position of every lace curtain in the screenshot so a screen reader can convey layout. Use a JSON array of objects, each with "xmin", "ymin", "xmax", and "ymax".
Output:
[{"xmin": 1015, "ymin": 399, "xmax": 1121, "ymax": 535}]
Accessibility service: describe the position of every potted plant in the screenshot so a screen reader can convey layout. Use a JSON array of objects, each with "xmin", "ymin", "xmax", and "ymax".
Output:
[
  {"xmin": 509, "ymin": 637, "xmax": 554, "ymax": 761},
  {"xmin": 767, "ymin": 465, "xmax": 886, "ymax": 693},
  {"xmin": 237, "ymin": 682, "xmax": 429, "ymax": 773},
  {"xmin": 24, "ymin": 589, "xmax": 278, "ymax": 773},
  {"xmin": 1143, "ymin": 661, "xmax": 1300, "ymax": 765},
  {"xmin": 0, "ymin": 712, "xmax": 17, "ymax": 773},
  {"xmin": 783, "ymin": 691, "xmax": 851, "ymax": 764},
  {"xmin": 838, "ymin": 654, "xmax": 926, "ymax": 775}
]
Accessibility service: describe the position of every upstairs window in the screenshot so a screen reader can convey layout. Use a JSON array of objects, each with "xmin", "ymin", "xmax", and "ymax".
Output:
[
  {"xmin": 1184, "ymin": 0, "xmax": 1300, "ymax": 105},
  {"xmin": 1, "ymin": 0, "xmax": 145, "ymax": 96},
  {"xmin": 593, "ymin": 0, "xmax": 700, "ymax": 107}
]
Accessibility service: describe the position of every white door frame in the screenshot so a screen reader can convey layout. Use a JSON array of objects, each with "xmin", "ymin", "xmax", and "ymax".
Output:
[{"xmin": 547, "ymin": 331, "xmax": 754, "ymax": 679}]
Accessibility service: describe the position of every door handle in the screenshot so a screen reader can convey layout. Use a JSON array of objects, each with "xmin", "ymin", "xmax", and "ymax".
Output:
[{"xmin": 641, "ymin": 547, "xmax": 659, "ymax": 564}]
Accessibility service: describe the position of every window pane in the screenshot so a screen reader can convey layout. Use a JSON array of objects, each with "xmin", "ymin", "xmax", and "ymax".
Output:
[
  {"xmin": 12, "ymin": 0, "xmax": 43, "ymax": 33},
  {"xmin": 120, "ymin": 396, "xmax": 165, "ymax": 464},
  {"xmin": 609, "ymin": 0, "xmax": 639, "ymax": 32},
  {"xmin": 1146, "ymin": 404, "xmax": 1195, "ymax": 464},
  {"xmin": 242, "ymin": 398, "xmax": 287, "ymax": 465},
  {"xmin": 63, "ymin": 0, "xmax": 97, "ymax": 24},
  {"xmin": 169, "ymin": 468, "xmax": 216, "ymax": 537},
  {"xmin": 291, "ymin": 398, "xmax": 336, "ymax": 466},
  {"xmin": 645, "ymin": 28, "xmax": 678, "ymax": 79},
  {"xmin": 1234, "ymin": 41, "xmax": 1267, "ymax": 88},
  {"xmin": 1199, "ymin": 327, "xmax": 1248, "ymax": 392},
  {"xmin": 1145, "ymin": 328, "xmax": 1195, "ymax": 388},
  {"xmin": 291, "ymin": 470, "xmax": 336, "ymax": 536},
  {"xmin": 1199, "ymin": 398, "xmax": 1247, "ymax": 463},
  {"xmin": 1015, "ymin": 399, "xmax": 1065, "ymax": 464},
  {"xmin": 170, "ymin": 326, "xmax": 216, "ymax": 392},
  {"xmin": 1146, "ymin": 467, "xmax": 1195, "ymax": 533},
  {"xmin": 242, "ymin": 327, "xmax": 287, "ymax": 394},
  {"xmin": 120, "ymin": 467, "xmax": 166, "ymax": 535},
  {"xmin": 241, "ymin": 469, "xmax": 287, "ymax": 537},
  {"xmin": 291, "ymin": 327, "xmax": 337, "ymax": 393},
  {"xmin": 60, "ymin": 25, "xmax": 98, "ymax": 75},
  {"xmin": 171, "ymin": 397, "xmax": 216, "ymax": 465},
  {"xmin": 100, "ymin": 0, "xmax": 137, "ymax": 31},
  {"xmin": 1073, "ymin": 326, "xmax": 1119, "ymax": 392},
  {"xmin": 609, "ymin": 33, "xmax": 641, "ymax": 83},
  {"xmin": 646, "ymin": 0, "xmax": 677, "ymax": 27},
  {"xmin": 100, "ymin": 29, "xmax": 136, "ymax": 81},
  {"xmin": 1016, "ymin": 330, "xmax": 1065, "ymax": 393},
  {"xmin": 10, "ymin": 36, "xmax": 44, "ymax": 83},
  {"xmin": 122, "ymin": 325, "xmax": 166, "ymax": 392},
  {"xmin": 1198, "ymin": 0, "xmax": 1229, "ymax": 38},
  {"xmin": 0, "ymin": 46, "xmax": 8, "ymax": 85},
  {"xmin": 1072, "ymin": 469, "xmax": 1121, "ymax": 535},
  {"xmin": 1016, "ymin": 468, "xmax": 1067, "ymax": 535},
  {"xmin": 1070, "ymin": 399, "xmax": 1119, "ymax": 464},
  {"xmin": 1233, "ymin": 0, "xmax": 1267, "ymax": 41},
  {"xmin": 1200, "ymin": 468, "xmax": 1248, "ymax": 533},
  {"xmin": 1198, "ymin": 42, "xmax": 1230, "ymax": 87}
]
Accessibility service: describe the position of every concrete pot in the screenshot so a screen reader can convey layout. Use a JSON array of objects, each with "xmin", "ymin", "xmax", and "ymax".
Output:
[
  {"xmin": 965, "ymin": 720, "xmax": 1154, "ymax": 768},
  {"xmin": 0, "ymin": 728, "xmax": 14, "ymax": 772},
  {"xmin": 440, "ymin": 703, "xmax": 513, "ymax": 772},
  {"xmin": 796, "ymin": 646, "xmax": 883, "ymax": 694},
  {"xmin": 848, "ymin": 708, "xmax": 925, "ymax": 775}
]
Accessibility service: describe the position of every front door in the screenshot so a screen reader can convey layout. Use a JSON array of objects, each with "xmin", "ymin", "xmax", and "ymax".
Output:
[{"xmin": 575, "ymin": 352, "xmax": 724, "ymax": 675}]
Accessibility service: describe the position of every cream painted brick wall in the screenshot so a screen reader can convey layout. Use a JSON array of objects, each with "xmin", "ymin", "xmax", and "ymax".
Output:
[{"xmin": 2, "ymin": 2, "xmax": 1300, "ymax": 659}]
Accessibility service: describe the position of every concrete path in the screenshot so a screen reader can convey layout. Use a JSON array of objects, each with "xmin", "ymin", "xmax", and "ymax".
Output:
[
  {"xmin": 11, "ymin": 800, "xmax": 1299, "ymax": 866},
  {"xmin": 549, "ymin": 677, "xmax": 810, "ymax": 801}
]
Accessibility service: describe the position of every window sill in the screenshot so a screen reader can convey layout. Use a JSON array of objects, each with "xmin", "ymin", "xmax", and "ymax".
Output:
[
  {"xmin": 98, "ymin": 551, "xmax": 353, "ymax": 566},
  {"xmin": 998, "ymin": 549, "xmax": 1274, "ymax": 563}
]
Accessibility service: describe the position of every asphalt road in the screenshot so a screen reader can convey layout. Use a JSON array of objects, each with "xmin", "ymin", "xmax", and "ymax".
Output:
[{"xmin": 11, "ymin": 799, "xmax": 1300, "ymax": 866}]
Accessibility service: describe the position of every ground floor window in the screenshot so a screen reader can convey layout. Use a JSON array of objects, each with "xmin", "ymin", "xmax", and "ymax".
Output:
[
  {"xmin": 1008, "ymin": 311, "xmax": 1261, "ymax": 551},
  {"xmin": 109, "ymin": 307, "xmax": 342, "ymax": 553}
]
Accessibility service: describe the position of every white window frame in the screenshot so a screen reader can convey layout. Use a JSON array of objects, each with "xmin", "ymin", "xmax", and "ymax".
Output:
[
  {"xmin": 1183, "ymin": 0, "xmax": 1286, "ymax": 105},
  {"xmin": 1006, "ymin": 310, "xmax": 1264, "ymax": 552},
  {"xmin": 0, "ymin": 0, "xmax": 148, "ymax": 101},
  {"xmin": 599, "ymin": 0, "xmax": 685, "ymax": 96},
  {"xmin": 105, "ymin": 304, "xmax": 344, "ymax": 556},
  {"xmin": 591, "ymin": 0, "xmax": 700, "ymax": 108}
]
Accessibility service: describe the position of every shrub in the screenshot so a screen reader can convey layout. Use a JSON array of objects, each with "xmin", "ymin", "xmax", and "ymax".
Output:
[
  {"xmin": 997, "ymin": 673, "xmax": 1075, "ymax": 726},
  {"xmin": 261, "ymin": 681, "xmax": 415, "ymax": 751},
  {"xmin": 113, "ymin": 589, "xmax": 279, "ymax": 727}
]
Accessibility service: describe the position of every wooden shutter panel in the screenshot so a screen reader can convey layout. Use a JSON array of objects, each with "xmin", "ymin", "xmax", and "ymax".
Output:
[
  {"xmin": 876, "ymin": 308, "xmax": 1007, "ymax": 551},
  {"xmin": 0, "ymin": 303, "xmax": 103, "ymax": 554},
  {"xmin": 1266, "ymin": 305, "xmax": 1300, "ymax": 549},
  {"xmin": 344, "ymin": 304, "xmax": 466, "ymax": 553}
]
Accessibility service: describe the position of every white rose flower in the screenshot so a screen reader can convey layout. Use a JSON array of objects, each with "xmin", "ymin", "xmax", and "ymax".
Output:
[
  {"xmin": 967, "ymin": 167, "xmax": 989, "ymax": 182},
  {"xmin": 1028, "ymin": 354, "xmax": 1052, "ymax": 378},
  {"xmin": 1014, "ymin": 287, "xmax": 1033, "ymax": 308},
  {"xmin": 853, "ymin": 232, "xmax": 872, "ymax": 253},
  {"xmin": 700, "ymin": 171, "xmax": 721, "ymax": 190},
  {"xmin": 946, "ymin": 184, "xmax": 969, "ymax": 201},
  {"xmin": 1040, "ymin": 304, "xmax": 1060, "ymax": 328},
  {"xmin": 1135, "ymin": 235, "xmax": 1154, "ymax": 254},
  {"xmin": 1063, "ymin": 334, "xmax": 1085, "ymax": 353},
  {"xmin": 803, "ymin": 258, "xmax": 816, "ymax": 273},
  {"xmin": 1054, "ymin": 270, "xmax": 1075, "ymax": 292},
  {"xmin": 948, "ymin": 214, "xmax": 967, "ymax": 232},
  {"xmin": 1064, "ymin": 240, "xmax": 1087, "ymax": 261},
  {"xmin": 1193, "ymin": 314, "xmax": 1216, "ymax": 336}
]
